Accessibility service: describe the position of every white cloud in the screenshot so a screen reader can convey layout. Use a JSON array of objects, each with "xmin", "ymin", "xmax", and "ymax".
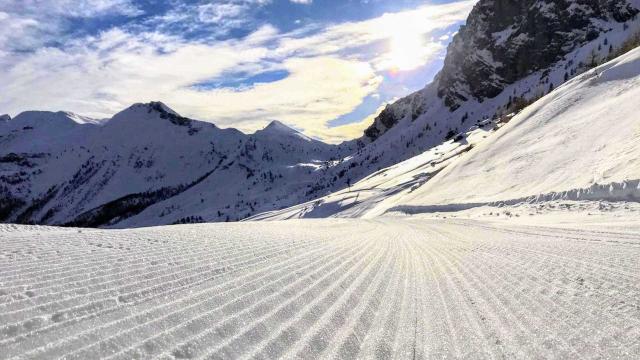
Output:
[
  {"xmin": 0, "ymin": 1, "xmax": 476, "ymax": 142},
  {"xmin": 179, "ymin": 57, "xmax": 383, "ymax": 136},
  {"xmin": 150, "ymin": 0, "xmax": 273, "ymax": 37}
]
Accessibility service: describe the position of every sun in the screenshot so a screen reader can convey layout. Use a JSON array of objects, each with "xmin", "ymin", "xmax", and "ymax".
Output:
[
  {"xmin": 388, "ymin": 31, "xmax": 426, "ymax": 71},
  {"xmin": 386, "ymin": 27, "xmax": 426, "ymax": 72}
]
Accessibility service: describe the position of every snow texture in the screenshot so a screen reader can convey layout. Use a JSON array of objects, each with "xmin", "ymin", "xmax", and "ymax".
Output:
[{"xmin": 1, "ymin": 217, "xmax": 640, "ymax": 359}]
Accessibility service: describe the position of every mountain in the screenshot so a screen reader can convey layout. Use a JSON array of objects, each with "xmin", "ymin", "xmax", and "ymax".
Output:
[
  {"xmin": 369, "ymin": 0, "xmax": 639, "ymax": 137},
  {"xmin": 253, "ymin": 45, "xmax": 640, "ymax": 220},
  {"xmin": 113, "ymin": 119, "xmax": 343, "ymax": 228},
  {"xmin": 2, "ymin": 0, "xmax": 640, "ymax": 227},
  {"xmin": 286, "ymin": 0, "xmax": 640, "ymax": 205},
  {"xmin": 0, "ymin": 102, "xmax": 346, "ymax": 227},
  {"xmin": 394, "ymin": 45, "xmax": 640, "ymax": 212},
  {"xmin": 437, "ymin": 0, "xmax": 639, "ymax": 110}
]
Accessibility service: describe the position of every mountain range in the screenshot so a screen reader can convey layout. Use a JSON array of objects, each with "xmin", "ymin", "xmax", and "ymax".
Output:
[{"xmin": 2, "ymin": 0, "xmax": 640, "ymax": 227}]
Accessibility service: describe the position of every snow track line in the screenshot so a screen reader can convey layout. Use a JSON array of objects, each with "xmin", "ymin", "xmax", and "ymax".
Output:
[
  {"xmin": 66, "ymin": 234, "xmax": 372, "ymax": 360},
  {"xmin": 0, "ymin": 238, "xmax": 304, "ymax": 315},
  {"xmin": 427, "ymin": 223, "xmax": 638, "ymax": 357},
  {"xmin": 407, "ymin": 225, "xmax": 499, "ymax": 360},
  {"xmin": 27, "ymin": 239, "xmax": 345, "ymax": 359},
  {"xmin": 423, "ymin": 225, "xmax": 579, "ymax": 358},
  {"xmin": 162, "ymin": 234, "xmax": 382, "ymax": 359},
  {"xmin": 1, "ymin": 219, "xmax": 639, "ymax": 359},
  {"xmin": 247, "ymin": 236, "xmax": 395, "ymax": 360},
  {"xmin": 0, "ymin": 239, "xmax": 316, "ymax": 342}
]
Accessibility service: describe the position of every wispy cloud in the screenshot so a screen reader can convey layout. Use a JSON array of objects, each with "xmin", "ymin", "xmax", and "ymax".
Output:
[
  {"xmin": 144, "ymin": 0, "xmax": 273, "ymax": 39},
  {"xmin": 0, "ymin": 0, "xmax": 142, "ymax": 52},
  {"xmin": 0, "ymin": 0, "xmax": 476, "ymax": 143}
]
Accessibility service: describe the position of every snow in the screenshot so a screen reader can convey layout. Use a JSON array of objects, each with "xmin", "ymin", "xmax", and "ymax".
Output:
[
  {"xmin": 1, "ymin": 217, "xmax": 639, "ymax": 359},
  {"xmin": 255, "ymin": 45, "xmax": 640, "ymax": 222},
  {"xmin": 2, "ymin": 5, "xmax": 640, "ymax": 358},
  {"xmin": 0, "ymin": 102, "xmax": 347, "ymax": 226},
  {"xmin": 3, "ymin": 15, "xmax": 640, "ymax": 228},
  {"xmin": 392, "ymin": 46, "xmax": 640, "ymax": 210},
  {"xmin": 250, "ymin": 126, "xmax": 495, "ymax": 220}
]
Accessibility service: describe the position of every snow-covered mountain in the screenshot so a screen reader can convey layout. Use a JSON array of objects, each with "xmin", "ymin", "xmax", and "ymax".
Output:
[
  {"xmin": 253, "ymin": 44, "xmax": 640, "ymax": 221},
  {"xmin": 2, "ymin": 0, "xmax": 640, "ymax": 228},
  {"xmin": 265, "ymin": 0, "xmax": 640, "ymax": 209},
  {"xmin": 351, "ymin": 0, "xmax": 640, "ymax": 164},
  {"xmin": 0, "ymin": 102, "xmax": 347, "ymax": 227}
]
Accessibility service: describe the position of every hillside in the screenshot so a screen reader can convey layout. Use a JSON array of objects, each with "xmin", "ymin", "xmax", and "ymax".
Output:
[
  {"xmin": 254, "ymin": 45, "xmax": 640, "ymax": 221},
  {"xmin": 260, "ymin": 0, "xmax": 640, "ymax": 209},
  {"xmin": 392, "ymin": 45, "xmax": 640, "ymax": 212}
]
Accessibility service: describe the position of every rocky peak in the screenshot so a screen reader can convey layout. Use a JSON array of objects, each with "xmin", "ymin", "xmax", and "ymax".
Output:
[
  {"xmin": 362, "ymin": 0, "xmax": 639, "ymax": 142},
  {"xmin": 437, "ymin": 0, "xmax": 639, "ymax": 110},
  {"xmin": 0, "ymin": 114, "xmax": 10, "ymax": 123},
  {"xmin": 110, "ymin": 101, "xmax": 194, "ymax": 127}
]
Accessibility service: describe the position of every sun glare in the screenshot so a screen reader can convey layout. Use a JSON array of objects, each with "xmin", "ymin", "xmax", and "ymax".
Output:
[
  {"xmin": 377, "ymin": 13, "xmax": 433, "ymax": 74},
  {"xmin": 388, "ymin": 31, "xmax": 426, "ymax": 71}
]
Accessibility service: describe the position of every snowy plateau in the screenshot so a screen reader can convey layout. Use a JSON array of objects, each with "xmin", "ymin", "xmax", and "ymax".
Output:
[{"xmin": 2, "ymin": 0, "xmax": 640, "ymax": 359}]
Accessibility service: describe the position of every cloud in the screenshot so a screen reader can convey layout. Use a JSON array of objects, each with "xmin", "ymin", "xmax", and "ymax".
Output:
[
  {"xmin": 147, "ymin": 0, "xmax": 273, "ymax": 38},
  {"xmin": 0, "ymin": 28, "xmax": 271, "ymax": 117},
  {"xmin": 180, "ymin": 57, "xmax": 383, "ymax": 135},
  {"xmin": 0, "ymin": 0, "xmax": 142, "ymax": 52},
  {"xmin": 0, "ymin": 1, "xmax": 476, "ymax": 143},
  {"xmin": 273, "ymin": 0, "xmax": 475, "ymax": 65}
]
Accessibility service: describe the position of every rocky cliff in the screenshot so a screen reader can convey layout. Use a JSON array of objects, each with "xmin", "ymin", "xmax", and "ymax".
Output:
[{"xmin": 364, "ymin": 0, "xmax": 640, "ymax": 140}]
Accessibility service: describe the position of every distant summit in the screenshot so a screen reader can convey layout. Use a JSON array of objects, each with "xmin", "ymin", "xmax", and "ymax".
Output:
[{"xmin": 257, "ymin": 120, "xmax": 314, "ymax": 142}]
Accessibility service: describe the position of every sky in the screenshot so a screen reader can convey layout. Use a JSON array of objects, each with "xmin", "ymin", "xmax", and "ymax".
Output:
[{"xmin": 0, "ymin": 0, "xmax": 476, "ymax": 143}]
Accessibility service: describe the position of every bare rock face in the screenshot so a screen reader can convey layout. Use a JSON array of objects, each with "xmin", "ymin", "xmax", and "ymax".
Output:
[{"xmin": 437, "ymin": 0, "xmax": 639, "ymax": 110}]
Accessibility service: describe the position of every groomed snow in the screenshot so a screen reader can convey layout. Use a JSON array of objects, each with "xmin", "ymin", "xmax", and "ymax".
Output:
[{"xmin": 1, "ymin": 218, "xmax": 639, "ymax": 359}]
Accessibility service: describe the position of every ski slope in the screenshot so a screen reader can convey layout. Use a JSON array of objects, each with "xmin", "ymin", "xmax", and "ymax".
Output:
[{"xmin": 2, "ymin": 218, "xmax": 640, "ymax": 359}]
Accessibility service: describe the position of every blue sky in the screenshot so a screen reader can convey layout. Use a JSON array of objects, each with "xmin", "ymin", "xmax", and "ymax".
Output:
[{"xmin": 0, "ymin": 0, "xmax": 475, "ymax": 142}]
